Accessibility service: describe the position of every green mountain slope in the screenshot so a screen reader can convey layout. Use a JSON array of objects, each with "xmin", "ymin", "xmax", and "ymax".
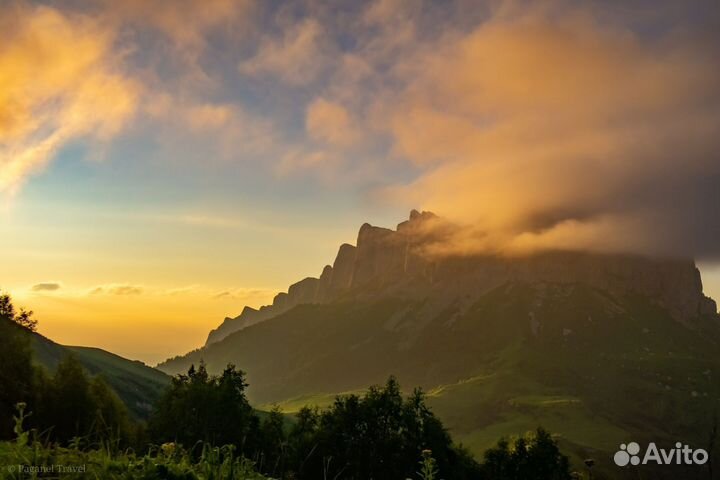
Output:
[
  {"xmin": 25, "ymin": 325, "xmax": 169, "ymax": 420},
  {"xmin": 159, "ymin": 282, "xmax": 720, "ymax": 477}
]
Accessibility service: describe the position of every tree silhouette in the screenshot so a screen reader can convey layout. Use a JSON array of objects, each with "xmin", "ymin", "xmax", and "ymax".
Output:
[
  {"xmin": 0, "ymin": 293, "xmax": 37, "ymax": 332},
  {"xmin": 149, "ymin": 362, "xmax": 259, "ymax": 454},
  {"xmin": 0, "ymin": 305, "xmax": 36, "ymax": 438},
  {"xmin": 482, "ymin": 427, "xmax": 571, "ymax": 480},
  {"xmin": 285, "ymin": 376, "xmax": 482, "ymax": 480}
]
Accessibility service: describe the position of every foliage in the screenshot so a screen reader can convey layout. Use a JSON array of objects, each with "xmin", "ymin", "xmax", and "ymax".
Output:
[
  {"xmin": 149, "ymin": 365, "xmax": 482, "ymax": 479},
  {"xmin": 32, "ymin": 354, "xmax": 131, "ymax": 444},
  {"xmin": 283, "ymin": 376, "xmax": 482, "ymax": 480},
  {"xmin": 0, "ymin": 294, "xmax": 132, "ymax": 446},
  {"xmin": 480, "ymin": 427, "xmax": 572, "ymax": 480},
  {"xmin": 0, "ymin": 405, "xmax": 267, "ymax": 480},
  {"xmin": 149, "ymin": 362, "xmax": 260, "ymax": 455},
  {"xmin": 257, "ymin": 406, "xmax": 286, "ymax": 476},
  {"xmin": 63, "ymin": 346, "xmax": 170, "ymax": 420},
  {"xmin": 0, "ymin": 293, "xmax": 37, "ymax": 332},
  {"xmin": 418, "ymin": 449, "xmax": 439, "ymax": 480},
  {"xmin": 0, "ymin": 314, "xmax": 37, "ymax": 438}
]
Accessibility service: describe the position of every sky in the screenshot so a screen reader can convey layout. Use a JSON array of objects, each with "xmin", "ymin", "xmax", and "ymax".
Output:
[{"xmin": 1, "ymin": 0, "xmax": 719, "ymax": 365}]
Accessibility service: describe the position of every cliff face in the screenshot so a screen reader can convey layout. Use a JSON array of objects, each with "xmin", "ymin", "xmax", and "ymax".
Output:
[{"xmin": 205, "ymin": 210, "xmax": 718, "ymax": 345}]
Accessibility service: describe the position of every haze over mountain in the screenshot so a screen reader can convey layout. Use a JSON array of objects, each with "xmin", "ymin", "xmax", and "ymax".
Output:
[{"xmin": 159, "ymin": 211, "xmax": 720, "ymax": 477}]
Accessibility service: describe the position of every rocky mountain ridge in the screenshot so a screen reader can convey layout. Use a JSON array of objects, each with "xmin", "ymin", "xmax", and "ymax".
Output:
[{"xmin": 206, "ymin": 210, "xmax": 718, "ymax": 345}]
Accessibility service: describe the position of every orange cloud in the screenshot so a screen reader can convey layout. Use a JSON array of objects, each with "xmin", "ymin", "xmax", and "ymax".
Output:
[
  {"xmin": 306, "ymin": 98, "xmax": 360, "ymax": 147},
  {"xmin": 0, "ymin": 4, "xmax": 139, "ymax": 197},
  {"xmin": 378, "ymin": 5, "xmax": 720, "ymax": 258}
]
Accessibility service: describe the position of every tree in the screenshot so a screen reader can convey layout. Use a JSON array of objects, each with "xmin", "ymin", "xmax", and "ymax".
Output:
[
  {"xmin": 287, "ymin": 376, "xmax": 482, "ymax": 480},
  {"xmin": 43, "ymin": 355, "xmax": 96, "ymax": 443},
  {"xmin": 149, "ymin": 362, "xmax": 259, "ymax": 455},
  {"xmin": 258, "ymin": 407, "xmax": 287, "ymax": 476},
  {"xmin": 0, "ymin": 293, "xmax": 15, "ymax": 318},
  {"xmin": 88, "ymin": 376, "xmax": 131, "ymax": 445},
  {"xmin": 13, "ymin": 309, "xmax": 37, "ymax": 332},
  {"xmin": 287, "ymin": 406, "xmax": 320, "ymax": 478},
  {"xmin": 481, "ymin": 427, "xmax": 572, "ymax": 480},
  {"xmin": 0, "ymin": 293, "xmax": 37, "ymax": 332},
  {"xmin": 0, "ymin": 309, "xmax": 36, "ymax": 438}
]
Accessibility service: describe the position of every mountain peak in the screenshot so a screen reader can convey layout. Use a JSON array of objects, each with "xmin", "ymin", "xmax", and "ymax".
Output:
[{"xmin": 203, "ymin": 212, "xmax": 718, "ymax": 345}]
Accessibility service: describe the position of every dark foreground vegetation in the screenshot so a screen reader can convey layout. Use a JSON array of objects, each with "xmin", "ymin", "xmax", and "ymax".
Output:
[{"xmin": 0, "ymin": 293, "xmax": 574, "ymax": 479}]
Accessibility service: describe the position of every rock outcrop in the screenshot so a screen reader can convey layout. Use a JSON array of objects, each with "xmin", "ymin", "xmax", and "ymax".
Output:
[{"xmin": 205, "ymin": 210, "xmax": 718, "ymax": 345}]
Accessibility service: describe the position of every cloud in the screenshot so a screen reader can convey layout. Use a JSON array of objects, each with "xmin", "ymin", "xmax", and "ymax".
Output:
[
  {"xmin": 104, "ymin": 0, "xmax": 253, "ymax": 55},
  {"xmin": 274, "ymin": 148, "xmax": 343, "ymax": 180},
  {"xmin": 0, "ymin": 1, "xmax": 268, "ymax": 199},
  {"xmin": 306, "ymin": 98, "xmax": 360, "ymax": 147},
  {"xmin": 163, "ymin": 285, "xmax": 201, "ymax": 296},
  {"xmin": 90, "ymin": 285, "xmax": 144, "ymax": 296},
  {"xmin": 4, "ymin": 0, "xmax": 720, "ymax": 263},
  {"xmin": 143, "ymin": 95, "xmax": 275, "ymax": 159},
  {"xmin": 0, "ymin": 4, "xmax": 139, "ymax": 197},
  {"xmin": 375, "ymin": 2, "xmax": 720, "ymax": 259},
  {"xmin": 31, "ymin": 283, "xmax": 61, "ymax": 292},
  {"xmin": 212, "ymin": 288, "xmax": 278, "ymax": 301},
  {"xmin": 240, "ymin": 19, "xmax": 330, "ymax": 85}
]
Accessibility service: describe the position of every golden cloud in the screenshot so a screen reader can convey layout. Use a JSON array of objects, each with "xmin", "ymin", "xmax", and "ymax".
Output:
[
  {"xmin": 90, "ymin": 284, "xmax": 144, "ymax": 296},
  {"xmin": 378, "ymin": 5, "xmax": 720, "ymax": 258},
  {"xmin": 0, "ymin": 5, "xmax": 139, "ymax": 196},
  {"xmin": 306, "ymin": 98, "xmax": 360, "ymax": 147}
]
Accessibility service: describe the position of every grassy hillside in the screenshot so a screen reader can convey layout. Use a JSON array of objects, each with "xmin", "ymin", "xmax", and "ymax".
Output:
[
  {"xmin": 159, "ymin": 282, "xmax": 720, "ymax": 478},
  {"xmin": 23, "ymin": 325, "xmax": 169, "ymax": 420}
]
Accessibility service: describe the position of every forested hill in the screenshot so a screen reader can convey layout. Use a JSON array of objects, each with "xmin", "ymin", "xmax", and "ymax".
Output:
[{"xmin": 5, "ymin": 316, "xmax": 169, "ymax": 419}]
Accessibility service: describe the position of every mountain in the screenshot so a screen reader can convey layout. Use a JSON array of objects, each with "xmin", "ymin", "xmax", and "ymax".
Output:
[
  {"xmin": 159, "ymin": 211, "xmax": 720, "ymax": 477},
  {"xmin": 205, "ymin": 210, "xmax": 716, "ymax": 346},
  {"xmin": 21, "ymin": 321, "xmax": 169, "ymax": 420}
]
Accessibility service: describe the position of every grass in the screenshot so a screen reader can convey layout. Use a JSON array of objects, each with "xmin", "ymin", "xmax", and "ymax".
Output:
[
  {"xmin": 424, "ymin": 371, "xmax": 630, "ymax": 467},
  {"xmin": 257, "ymin": 390, "xmax": 361, "ymax": 413},
  {"xmin": 0, "ymin": 405, "xmax": 268, "ymax": 480},
  {"xmin": 0, "ymin": 441, "xmax": 269, "ymax": 480}
]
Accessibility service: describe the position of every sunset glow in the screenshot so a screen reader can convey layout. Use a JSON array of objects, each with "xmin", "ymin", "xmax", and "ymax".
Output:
[{"xmin": 2, "ymin": 0, "xmax": 719, "ymax": 364}]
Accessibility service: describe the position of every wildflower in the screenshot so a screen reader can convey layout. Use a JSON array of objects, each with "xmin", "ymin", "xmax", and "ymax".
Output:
[{"xmin": 161, "ymin": 442, "xmax": 176, "ymax": 456}]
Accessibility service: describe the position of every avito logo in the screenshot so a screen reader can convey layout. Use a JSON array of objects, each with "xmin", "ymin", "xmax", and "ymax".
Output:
[{"xmin": 614, "ymin": 442, "xmax": 708, "ymax": 467}]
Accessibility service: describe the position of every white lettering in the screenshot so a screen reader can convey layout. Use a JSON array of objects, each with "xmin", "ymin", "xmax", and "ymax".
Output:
[{"xmin": 642, "ymin": 443, "xmax": 662, "ymax": 464}]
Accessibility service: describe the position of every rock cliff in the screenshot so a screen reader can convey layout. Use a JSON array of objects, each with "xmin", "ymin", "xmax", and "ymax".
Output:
[{"xmin": 205, "ymin": 210, "xmax": 718, "ymax": 345}]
